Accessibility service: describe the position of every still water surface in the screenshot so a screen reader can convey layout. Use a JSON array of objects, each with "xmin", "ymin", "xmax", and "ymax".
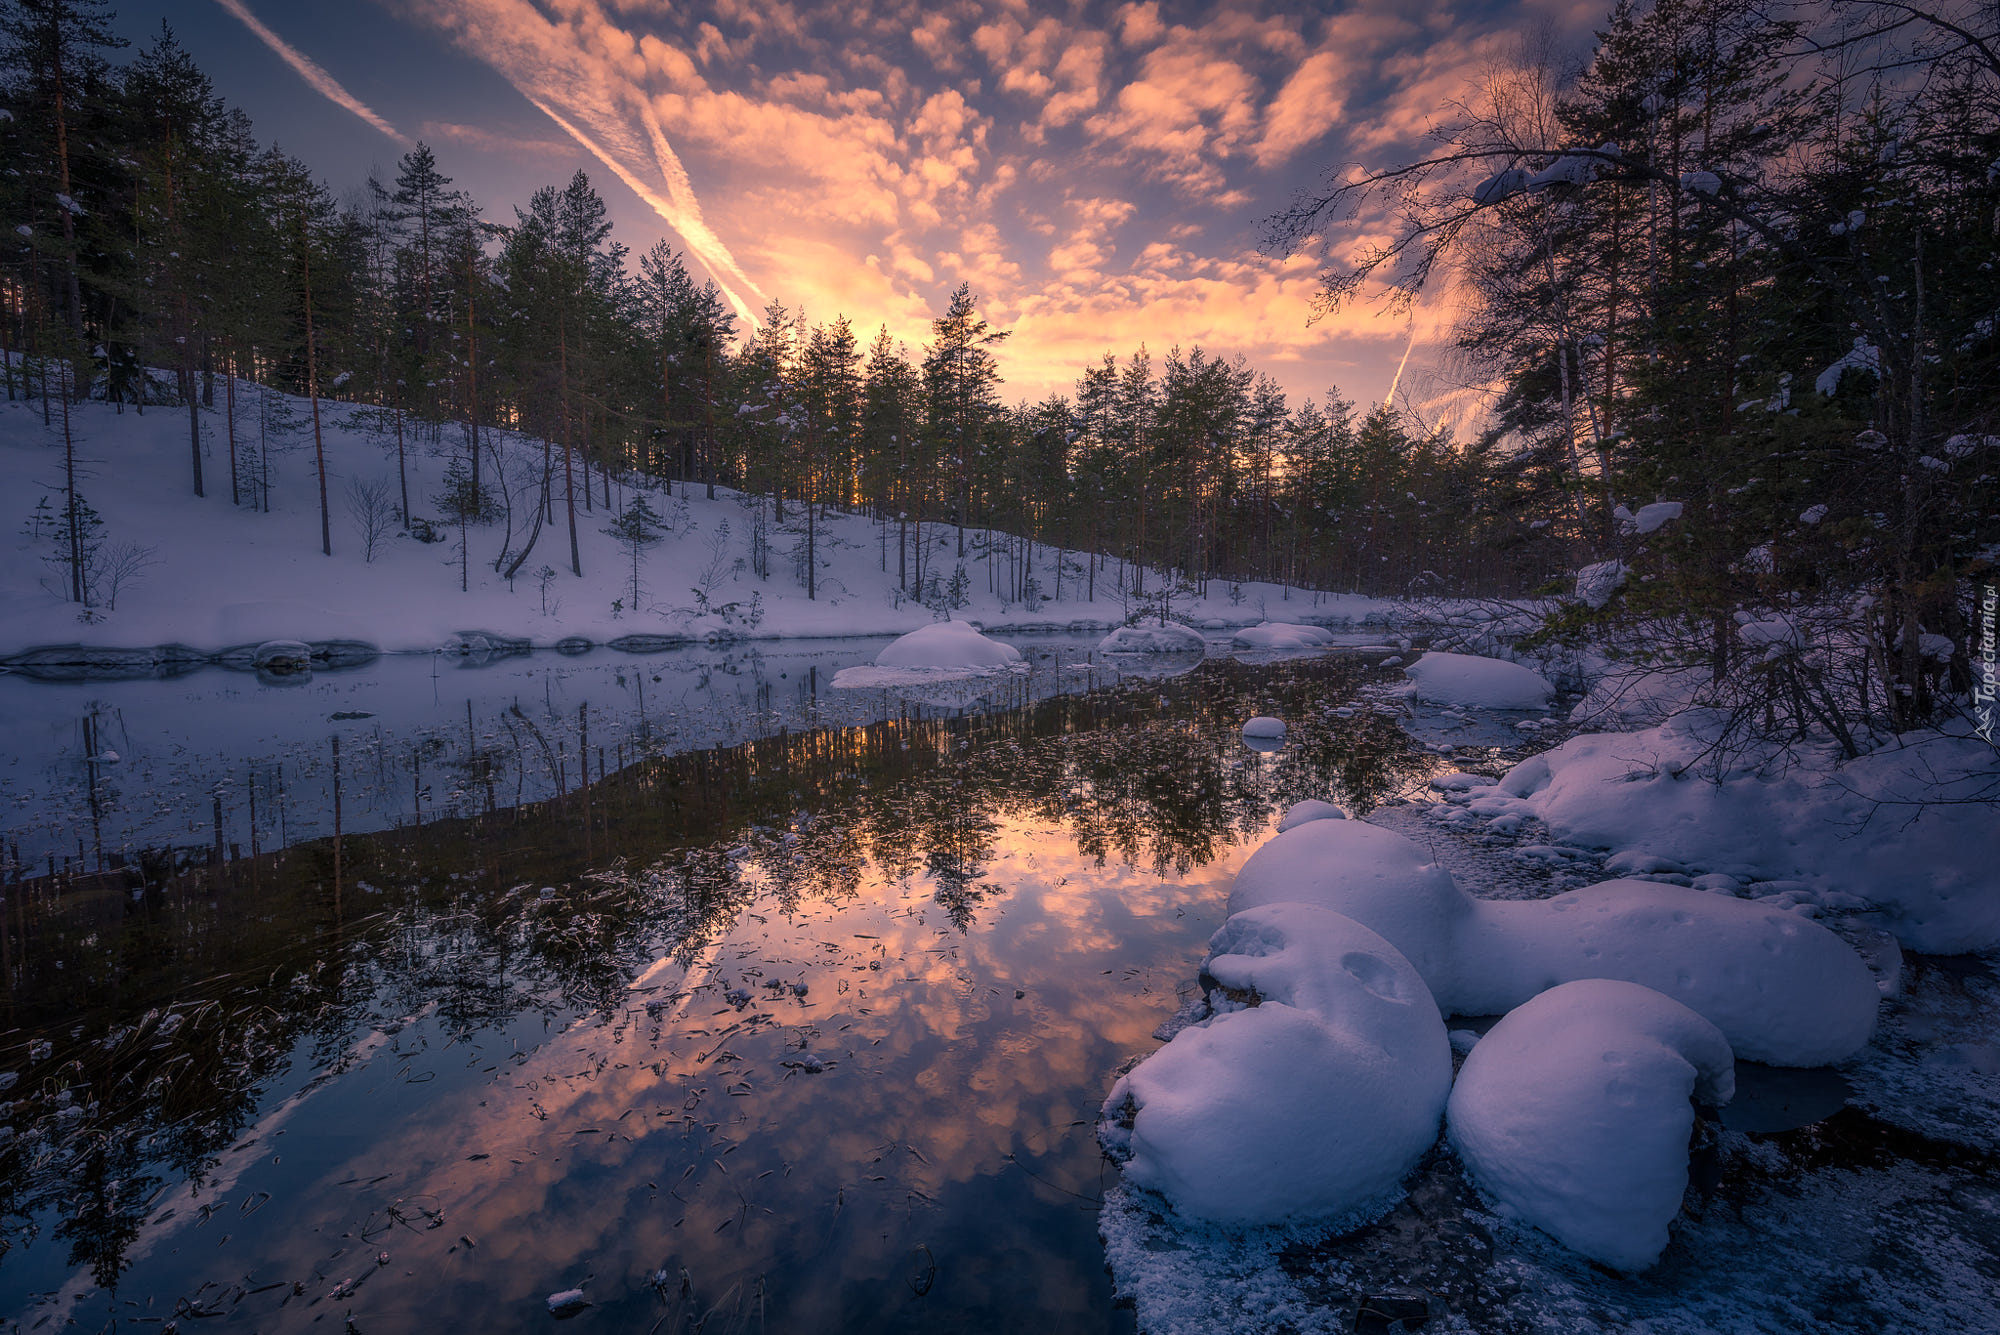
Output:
[{"xmin": 0, "ymin": 638, "xmax": 1435, "ymax": 1332}]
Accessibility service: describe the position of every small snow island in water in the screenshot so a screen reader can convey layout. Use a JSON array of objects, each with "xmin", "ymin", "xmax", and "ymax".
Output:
[{"xmin": 830, "ymin": 619, "xmax": 1027, "ymax": 689}]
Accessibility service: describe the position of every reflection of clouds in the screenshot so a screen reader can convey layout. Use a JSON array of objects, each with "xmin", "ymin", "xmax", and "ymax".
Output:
[{"xmin": 174, "ymin": 807, "xmax": 1237, "ymax": 1329}]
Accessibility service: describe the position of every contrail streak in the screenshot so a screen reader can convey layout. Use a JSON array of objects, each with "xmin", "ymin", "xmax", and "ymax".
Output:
[
  {"xmin": 530, "ymin": 98, "xmax": 761, "ymax": 329},
  {"xmin": 213, "ymin": 0, "xmax": 408, "ymax": 145},
  {"xmin": 1385, "ymin": 310, "xmax": 1421, "ymax": 406},
  {"xmin": 404, "ymin": 0, "xmax": 763, "ymax": 330}
]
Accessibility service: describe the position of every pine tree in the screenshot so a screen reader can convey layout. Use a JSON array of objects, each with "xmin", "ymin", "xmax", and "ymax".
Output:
[
  {"xmin": 921, "ymin": 283, "xmax": 1008, "ymax": 556},
  {"xmin": 124, "ymin": 22, "xmax": 223, "ymax": 497},
  {"xmin": 603, "ymin": 492, "xmax": 665, "ymax": 613},
  {"xmin": 0, "ymin": 0, "xmax": 125, "ymax": 336}
]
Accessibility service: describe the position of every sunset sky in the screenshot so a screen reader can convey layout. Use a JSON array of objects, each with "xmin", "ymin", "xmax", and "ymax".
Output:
[{"xmin": 130, "ymin": 0, "xmax": 1604, "ymax": 420}]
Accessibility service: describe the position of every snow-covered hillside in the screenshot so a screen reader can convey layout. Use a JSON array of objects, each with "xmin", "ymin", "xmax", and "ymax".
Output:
[{"xmin": 0, "ymin": 385, "xmax": 1399, "ymax": 658}]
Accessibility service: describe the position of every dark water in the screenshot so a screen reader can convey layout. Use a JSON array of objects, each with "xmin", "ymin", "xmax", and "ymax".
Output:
[{"xmin": 0, "ymin": 646, "xmax": 1436, "ymax": 1333}]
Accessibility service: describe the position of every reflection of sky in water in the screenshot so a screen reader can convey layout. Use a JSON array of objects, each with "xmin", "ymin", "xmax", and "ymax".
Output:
[
  {"xmin": 8, "ymin": 812, "xmax": 1243, "ymax": 1333},
  {"xmin": 0, "ymin": 633, "xmax": 1169, "ymax": 866},
  {"xmin": 2, "ymin": 652, "xmax": 1453, "ymax": 1333}
]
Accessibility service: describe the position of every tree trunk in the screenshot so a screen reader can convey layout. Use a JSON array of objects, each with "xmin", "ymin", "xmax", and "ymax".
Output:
[
  {"xmin": 303, "ymin": 232, "xmax": 331, "ymax": 556},
  {"xmin": 225, "ymin": 356, "xmax": 238, "ymax": 506},
  {"xmin": 560, "ymin": 321, "xmax": 581, "ymax": 577}
]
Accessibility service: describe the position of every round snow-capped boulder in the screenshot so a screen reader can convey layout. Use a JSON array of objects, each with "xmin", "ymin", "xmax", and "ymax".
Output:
[
  {"xmin": 1099, "ymin": 622, "xmax": 1206, "ymax": 654},
  {"xmin": 1204, "ymin": 904, "xmax": 1448, "ymax": 1056},
  {"xmin": 1104, "ymin": 909, "xmax": 1450, "ymax": 1228},
  {"xmin": 874, "ymin": 620, "xmax": 1022, "ymax": 669},
  {"xmin": 1402, "ymin": 652, "xmax": 1554, "ymax": 710},
  {"xmin": 1276, "ymin": 799, "xmax": 1345, "ymax": 832},
  {"xmin": 1448, "ymin": 979, "xmax": 1735, "ymax": 1272},
  {"xmin": 252, "ymin": 640, "xmax": 314, "ymax": 674},
  {"xmin": 1232, "ymin": 622, "xmax": 1335, "ymax": 650},
  {"xmin": 1479, "ymin": 879, "xmax": 1879, "ymax": 1065},
  {"xmin": 1231, "ymin": 819, "xmax": 1471, "ymax": 1002},
  {"xmin": 1241, "ymin": 716, "xmax": 1287, "ymax": 754}
]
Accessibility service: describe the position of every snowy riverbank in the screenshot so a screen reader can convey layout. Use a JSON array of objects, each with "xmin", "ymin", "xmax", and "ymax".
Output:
[
  {"xmin": 1097, "ymin": 647, "xmax": 1999, "ymax": 1334},
  {"xmin": 0, "ymin": 393, "xmax": 1403, "ymax": 663}
]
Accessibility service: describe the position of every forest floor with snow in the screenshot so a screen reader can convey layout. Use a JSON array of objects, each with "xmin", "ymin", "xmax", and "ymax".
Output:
[{"xmin": 0, "ymin": 390, "xmax": 1397, "ymax": 663}]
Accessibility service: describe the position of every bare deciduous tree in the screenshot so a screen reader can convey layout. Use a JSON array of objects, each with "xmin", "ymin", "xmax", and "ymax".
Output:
[
  {"xmin": 94, "ymin": 540, "xmax": 158, "ymax": 611},
  {"xmin": 345, "ymin": 476, "xmax": 397, "ymax": 563}
]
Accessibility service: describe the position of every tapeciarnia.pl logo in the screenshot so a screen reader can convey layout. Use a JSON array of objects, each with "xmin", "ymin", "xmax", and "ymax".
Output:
[{"xmin": 1977, "ymin": 584, "xmax": 1998, "ymax": 747}]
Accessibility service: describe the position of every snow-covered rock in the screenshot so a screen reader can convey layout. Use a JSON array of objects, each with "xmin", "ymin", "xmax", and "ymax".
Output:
[
  {"xmin": 1231, "ymin": 622, "xmax": 1334, "ymax": 650},
  {"xmin": 1101, "ymin": 907, "xmax": 1450, "ymax": 1226},
  {"xmin": 873, "ymin": 620, "xmax": 1021, "ymax": 668},
  {"xmin": 1275, "ymin": 799, "xmax": 1345, "ymax": 832},
  {"xmin": 1241, "ymin": 716, "xmax": 1287, "ymax": 739},
  {"xmin": 1230, "ymin": 820, "xmax": 1878, "ymax": 1064},
  {"xmin": 545, "ymin": 1288, "xmax": 590, "ymax": 1314},
  {"xmin": 1231, "ymin": 819, "xmax": 1469, "ymax": 991},
  {"xmin": 251, "ymin": 639, "xmax": 313, "ymax": 673},
  {"xmin": 1098, "ymin": 622, "xmax": 1207, "ymax": 654},
  {"xmin": 1448, "ymin": 979, "xmax": 1735, "ymax": 1272},
  {"xmin": 1401, "ymin": 652, "xmax": 1554, "ymax": 710}
]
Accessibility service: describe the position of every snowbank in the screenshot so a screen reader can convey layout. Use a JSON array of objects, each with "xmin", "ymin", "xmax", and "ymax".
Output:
[
  {"xmin": 1400, "ymin": 652, "xmax": 1553, "ymax": 710},
  {"xmin": 1100, "ymin": 907, "xmax": 1449, "ymax": 1226},
  {"xmin": 1231, "ymin": 622, "xmax": 1335, "ymax": 650},
  {"xmin": 0, "ymin": 394, "xmax": 1406, "ymax": 658},
  {"xmin": 1478, "ymin": 723, "xmax": 2000, "ymax": 953},
  {"xmin": 1230, "ymin": 820, "xmax": 1878, "ymax": 1063},
  {"xmin": 1448, "ymin": 979, "xmax": 1735, "ymax": 1272},
  {"xmin": 1099, "ymin": 622, "xmax": 1207, "ymax": 653},
  {"xmin": 871, "ymin": 619, "xmax": 1021, "ymax": 668}
]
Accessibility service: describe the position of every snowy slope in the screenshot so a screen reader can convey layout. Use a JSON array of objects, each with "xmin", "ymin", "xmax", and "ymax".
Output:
[{"xmin": 0, "ymin": 388, "xmax": 1400, "ymax": 657}]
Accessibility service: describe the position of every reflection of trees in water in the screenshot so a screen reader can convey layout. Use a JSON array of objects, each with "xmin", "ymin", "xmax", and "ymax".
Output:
[
  {"xmin": 0, "ymin": 654, "xmax": 1433, "ymax": 1287},
  {"xmin": 869, "ymin": 781, "xmax": 1003, "ymax": 931}
]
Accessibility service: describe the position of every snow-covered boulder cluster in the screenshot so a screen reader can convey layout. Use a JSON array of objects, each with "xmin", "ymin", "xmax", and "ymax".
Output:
[
  {"xmin": 1098, "ymin": 622, "xmax": 1207, "ymax": 654},
  {"xmin": 1106, "ymin": 813, "xmax": 1884, "ymax": 1271},
  {"xmin": 1231, "ymin": 622, "xmax": 1335, "ymax": 651}
]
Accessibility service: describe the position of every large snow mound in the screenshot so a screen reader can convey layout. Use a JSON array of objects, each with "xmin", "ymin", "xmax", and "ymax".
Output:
[
  {"xmin": 1229, "ymin": 820, "xmax": 1877, "ymax": 1063},
  {"xmin": 1448, "ymin": 979, "xmax": 1735, "ymax": 1272},
  {"xmin": 1400, "ymin": 652, "xmax": 1553, "ymax": 710},
  {"xmin": 1480, "ymin": 723, "xmax": 2000, "ymax": 953},
  {"xmin": 1232, "ymin": 622, "xmax": 1334, "ymax": 650},
  {"xmin": 1099, "ymin": 622, "xmax": 1206, "ymax": 654},
  {"xmin": 1101, "ymin": 906, "xmax": 1450, "ymax": 1227},
  {"xmin": 871, "ymin": 619, "xmax": 1022, "ymax": 668},
  {"xmin": 1476, "ymin": 880, "xmax": 1879, "ymax": 1065}
]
